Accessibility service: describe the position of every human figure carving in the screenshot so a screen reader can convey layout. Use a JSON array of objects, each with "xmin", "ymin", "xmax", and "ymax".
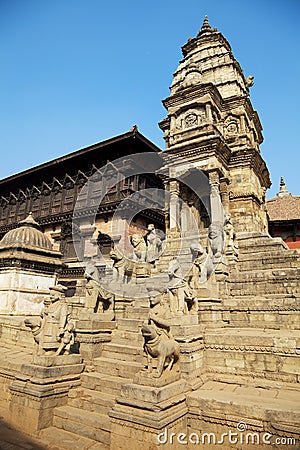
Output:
[
  {"xmin": 130, "ymin": 233, "xmax": 150, "ymax": 277},
  {"xmin": 224, "ymin": 213, "xmax": 236, "ymax": 249},
  {"xmin": 55, "ymin": 322, "xmax": 75, "ymax": 356},
  {"xmin": 245, "ymin": 75, "xmax": 254, "ymax": 88},
  {"xmin": 146, "ymin": 224, "xmax": 161, "ymax": 264},
  {"xmin": 167, "ymin": 258, "xmax": 193, "ymax": 315},
  {"xmin": 189, "ymin": 243, "xmax": 214, "ymax": 285},
  {"xmin": 25, "ymin": 284, "xmax": 75, "ymax": 356},
  {"xmin": 84, "ymin": 260, "xmax": 114, "ymax": 314}
]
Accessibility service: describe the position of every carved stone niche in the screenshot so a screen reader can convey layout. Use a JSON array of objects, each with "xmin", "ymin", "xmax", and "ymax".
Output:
[{"xmin": 224, "ymin": 117, "xmax": 239, "ymax": 142}]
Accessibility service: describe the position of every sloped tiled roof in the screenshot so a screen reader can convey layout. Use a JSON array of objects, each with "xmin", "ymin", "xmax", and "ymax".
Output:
[{"xmin": 267, "ymin": 195, "xmax": 300, "ymax": 221}]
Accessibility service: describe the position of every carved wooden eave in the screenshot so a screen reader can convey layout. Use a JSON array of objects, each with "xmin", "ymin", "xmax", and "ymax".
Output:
[
  {"xmin": 74, "ymin": 170, "xmax": 88, "ymax": 186},
  {"xmin": 0, "ymin": 131, "xmax": 161, "ymax": 196},
  {"xmin": 8, "ymin": 192, "xmax": 18, "ymax": 205},
  {"xmin": 63, "ymin": 174, "xmax": 75, "ymax": 189},
  {"xmin": 41, "ymin": 181, "xmax": 51, "ymax": 196},
  {"xmin": 17, "ymin": 189, "xmax": 27, "ymax": 202}
]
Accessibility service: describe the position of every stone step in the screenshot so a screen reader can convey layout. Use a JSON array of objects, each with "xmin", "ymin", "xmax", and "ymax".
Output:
[
  {"xmin": 237, "ymin": 233, "xmax": 288, "ymax": 250},
  {"xmin": 188, "ymin": 381, "xmax": 300, "ymax": 428},
  {"xmin": 228, "ymin": 284, "xmax": 300, "ymax": 297},
  {"xmin": 124, "ymin": 308, "xmax": 149, "ymax": 320},
  {"xmin": 39, "ymin": 426, "xmax": 108, "ymax": 450},
  {"xmin": 204, "ymin": 328, "xmax": 300, "ymax": 382},
  {"xmin": 68, "ymin": 388, "xmax": 115, "ymax": 415},
  {"xmin": 229, "ymin": 267, "xmax": 300, "ymax": 280},
  {"xmin": 117, "ymin": 318, "xmax": 145, "ymax": 331},
  {"xmin": 237, "ymin": 254, "xmax": 300, "ymax": 271},
  {"xmin": 81, "ymin": 372, "xmax": 131, "ymax": 395},
  {"xmin": 108, "ymin": 334, "xmax": 144, "ymax": 346},
  {"xmin": 93, "ymin": 356, "xmax": 143, "ymax": 377},
  {"xmin": 53, "ymin": 405, "xmax": 110, "ymax": 445},
  {"xmin": 101, "ymin": 342, "xmax": 144, "ymax": 361}
]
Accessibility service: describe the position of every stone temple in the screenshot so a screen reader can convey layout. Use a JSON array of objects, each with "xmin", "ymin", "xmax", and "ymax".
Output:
[{"xmin": 0, "ymin": 17, "xmax": 299, "ymax": 450}]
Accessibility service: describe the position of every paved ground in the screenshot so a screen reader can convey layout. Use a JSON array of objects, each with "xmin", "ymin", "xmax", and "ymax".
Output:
[{"xmin": 0, "ymin": 418, "xmax": 47, "ymax": 450}]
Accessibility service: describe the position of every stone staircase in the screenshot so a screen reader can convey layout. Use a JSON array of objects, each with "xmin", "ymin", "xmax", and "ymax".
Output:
[
  {"xmin": 38, "ymin": 233, "xmax": 300, "ymax": 449},
  {"xmin": 225, "ymin": 233, "xmax": 300, "ymax": 297},
  {"xmin": 39, "ymin": 307, "xmax": 148, "ymax": 450},
  {"xmin": 200, "ymin": 233, "xmax": 300, "ymax": 388}
]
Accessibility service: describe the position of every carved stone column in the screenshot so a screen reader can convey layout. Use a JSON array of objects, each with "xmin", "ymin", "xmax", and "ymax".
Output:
[
  {"xmin": 219, "ymin": 177, "xmax": 230, "ymax": 215},
  {"xmin": 208, "ymin": 170, "xmax": 223, "ymax": 224},
  {"xmin": 169, "ymin": 179, "xmax": 180, "ymax": 232}
]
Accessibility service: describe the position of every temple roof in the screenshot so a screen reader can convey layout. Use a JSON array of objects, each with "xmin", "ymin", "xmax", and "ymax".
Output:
[
  {"xmin": 267, "ymin": 179, "xmax": 300, "ymax": 221},
  {"xmin": 0, "ymin": 213, "xmax": 53, "ymax": 251},
  {"xmin": 0, "ymin": 130, "xmax": 161, "ymax": 196}
]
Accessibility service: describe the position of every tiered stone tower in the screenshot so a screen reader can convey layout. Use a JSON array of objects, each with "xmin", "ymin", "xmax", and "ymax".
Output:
[{"xmin": 159, "ymin": 16, "xmax": 270, "ymax": 234}]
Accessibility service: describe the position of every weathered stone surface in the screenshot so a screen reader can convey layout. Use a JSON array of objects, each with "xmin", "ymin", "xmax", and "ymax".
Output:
[{"xmin": 1, "ymin": 15, "xmax": 300, "ymax": 450}]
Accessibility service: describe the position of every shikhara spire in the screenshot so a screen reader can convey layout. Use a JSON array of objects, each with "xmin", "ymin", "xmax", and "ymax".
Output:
[
  {"xmin": 197, "ymin": 15, "xmax": 213, "ymax": 36},
  {"xmin": 278, "ymin": 177, "xmax": 291, "ymax": 197}
]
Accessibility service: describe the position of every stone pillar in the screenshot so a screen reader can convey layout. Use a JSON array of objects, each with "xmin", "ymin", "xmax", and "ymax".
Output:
[
  {"xmin": 205, "ymin": 103, "xmax": 213, "ymax": 123},
  {"xmin": 219, "ymin": 177, "xmax": 230, "ymax": 215},
  {"xmin": 169, "ymin": 180, "xmax": 180, "ymax": 232},
  {"xmin": 208, "ymin": 170, "xmax": 223, "ymax": 224}
]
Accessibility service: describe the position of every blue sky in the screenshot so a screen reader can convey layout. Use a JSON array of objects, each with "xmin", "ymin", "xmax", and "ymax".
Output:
[{"xmin": 0, "ymin": 0, "xmax": 299, "ymax": 198}]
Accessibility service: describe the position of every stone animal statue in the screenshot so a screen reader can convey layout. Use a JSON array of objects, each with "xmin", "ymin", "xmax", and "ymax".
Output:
[
  {"xmin": 245, "ymin": 75, "xmax": 254, "ymax": 88},
  {"xmin": 208, "ymin": 222, "xmax": 225, "ymax": 259},
  {"xmin": 109, "ymin": 248, "xmax": 134, "ymax": 282},
  {"xmin": 130, "ymin": 233, "xmax": 147, "ymax": 262},
  {"xmin": 141, "ymin": 324, "xmax": 180, "ymax": 378}
]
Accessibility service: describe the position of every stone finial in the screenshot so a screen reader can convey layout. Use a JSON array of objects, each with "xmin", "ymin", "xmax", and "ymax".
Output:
[
  {"xmin": 197, "ymin": 15, "xmax": 213, "ymax": 37},
  {"xmin": 129, "ymin": 125, "xmax": 138, "ymax": 132},
  {"xmin": 277, "ymin": 177, "xmax": 291, "ymax": 198},
  {"xmin": 19, "ymin": 212, "xmax": 40, "ymax": 229}
]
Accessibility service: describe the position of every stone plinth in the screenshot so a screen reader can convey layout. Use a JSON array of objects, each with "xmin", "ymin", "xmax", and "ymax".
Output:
[
  {"xmin": 9, "ymin": 354, "xmax": 84, "ymax": 433},
  {"xmin": 110, "ymin": 378, "xmax": 188, "ymax": 450},
  {"xmin": 187, "ymin": 381, "xmax": 300, "ymax": 450},
  {"xmin": 0, "ymin": 269, "xmax": 57, "ymax": 315},
  {"xmin": 74, "ymin": 318, "xmax": 116, "ymax": 362},
  {"xmin": 170, "ymin": 315, "xmax": 204, "ymax": 384}
]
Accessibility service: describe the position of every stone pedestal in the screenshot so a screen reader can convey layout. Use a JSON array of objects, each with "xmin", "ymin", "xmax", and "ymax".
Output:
[
  {"xmin": 110, "ymin": 376, "xmax": 188, "ymax": 450},
  {"xmin": 170, "ymin": 314, "xmax": 204, "ymax": 386},
  {"xmin": 74, "ymin": 318, "xmax": 116, "ymax": 362},
  {"xmin": 9, "ymin": 354, "xmax": 84, "ymax": 433}
]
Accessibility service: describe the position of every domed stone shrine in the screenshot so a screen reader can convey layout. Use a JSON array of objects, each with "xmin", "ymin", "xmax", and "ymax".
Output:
[{"xmin": 0, "ymin": 213, "xmax": 62, "ymax": 315}]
